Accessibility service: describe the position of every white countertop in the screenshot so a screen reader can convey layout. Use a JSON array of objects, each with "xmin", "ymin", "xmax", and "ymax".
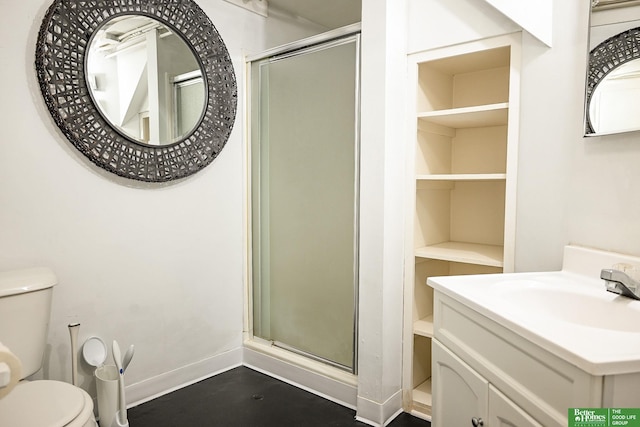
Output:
[{"xmin": 428, "ymin": 246, "xmax": 640, "ymax": 376}]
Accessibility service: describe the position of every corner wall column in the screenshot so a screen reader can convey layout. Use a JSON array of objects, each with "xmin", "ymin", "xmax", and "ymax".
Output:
[{"xmin": 357, "ymin": 0, "xmax": 408, "ymax": 425}]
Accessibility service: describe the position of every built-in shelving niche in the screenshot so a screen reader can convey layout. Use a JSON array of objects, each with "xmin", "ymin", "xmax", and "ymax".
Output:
[{"xmin": 403, "ymin": 35, "xmax": 519, "ymax": 420}]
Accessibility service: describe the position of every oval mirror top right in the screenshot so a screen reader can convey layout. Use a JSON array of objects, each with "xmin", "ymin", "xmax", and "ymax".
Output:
[
  {"xmin": 586, "ymin": 2, "xmax": 640, "ymax": 136},
  {"xmin": 586, "ymin": 27, "xmax": 640, "ymax": 136}
]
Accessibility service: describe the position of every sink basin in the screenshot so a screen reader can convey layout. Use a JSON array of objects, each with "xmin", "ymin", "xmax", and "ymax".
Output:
[
  {"xmin": 490, "ymin": 279, "xmax": 640, "ymax": 333},
  {"xmin": 428, "ymin": 247, "xmax": 640, "ymax": 376}
]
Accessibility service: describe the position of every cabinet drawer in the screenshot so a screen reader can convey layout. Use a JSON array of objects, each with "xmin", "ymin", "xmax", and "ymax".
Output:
[{"xmin": 434, "ymin": 292, "xmax": 602, "ymax": 427}]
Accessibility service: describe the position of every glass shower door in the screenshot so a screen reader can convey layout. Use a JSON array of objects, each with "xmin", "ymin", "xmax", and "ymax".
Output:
[{"xmin": 250, "ymin": 35, "xmax": 359, "ymax": 371}]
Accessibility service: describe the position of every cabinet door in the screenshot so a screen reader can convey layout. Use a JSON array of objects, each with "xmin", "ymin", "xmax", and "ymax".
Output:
[
  {"xmin": 432, "ymin": 340, "xmax": 488, "ymax": 427},
  {"xmin": 489, "ymin": 385, "xmax": 543, "ymax": 427}
]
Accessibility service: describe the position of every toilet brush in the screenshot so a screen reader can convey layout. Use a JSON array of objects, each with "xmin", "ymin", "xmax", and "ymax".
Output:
[
  {"xmin": 112, "ymin": 340, "xmax": 129, "ymax": 427},
  {"xmin": 122, "ymin": 344, "xmax": 134, "ymax": 373},
  {"xmin": 68, "ymin": 323, "xmax": 80, "ymax": 387}
]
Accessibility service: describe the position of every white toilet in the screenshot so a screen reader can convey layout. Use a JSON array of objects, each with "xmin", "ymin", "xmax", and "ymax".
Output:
[{"xmin": 0, "ymin": 267, "xmax": 97, "ymax": 427}]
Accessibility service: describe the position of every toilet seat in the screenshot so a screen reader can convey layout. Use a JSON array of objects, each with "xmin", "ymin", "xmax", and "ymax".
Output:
[{"xmin": 0, "ymin": 380, "xmax": 96, "ymax": 427}]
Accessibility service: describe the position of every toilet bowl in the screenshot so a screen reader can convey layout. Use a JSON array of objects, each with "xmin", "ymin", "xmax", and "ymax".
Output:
[
  {"xmin": 0, "ymin": 267, "xmax": 97, "ymax": 427},
  {"xmin": 0, "ymin": 380, "xmax": 96, "ymax": 427}
]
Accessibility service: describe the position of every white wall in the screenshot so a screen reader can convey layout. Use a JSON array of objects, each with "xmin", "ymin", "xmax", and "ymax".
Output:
[
  {"xmin": 511, "ymin": 0, "xmax": 585, "ymax": 271},
  {"xmin": 569, "ymin": 6, "xmax": 640, "ymax": 259},
  {"xmin": 0, "ymin": 0, "xmax": 319, "ymax": 407},
  {"xmin": 474, "ymin": 0, "xmax": 640, "ymax": 272}
]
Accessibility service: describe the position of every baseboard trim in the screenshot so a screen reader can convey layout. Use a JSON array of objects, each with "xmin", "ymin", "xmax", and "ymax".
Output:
[
  {"xmin": 355, "ymin": 390, "xmax": 404, "ymax": 427},
  {"xmin": 242, "ymin": 342, "xmax": 358, "ymax": 409},
  {"xmin": 125, "ymin": 347, "xmax": 243, "ymax": 408}
]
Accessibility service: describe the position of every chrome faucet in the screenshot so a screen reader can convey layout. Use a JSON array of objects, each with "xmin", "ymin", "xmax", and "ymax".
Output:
[{"xmin": 601, "ymin": 267, "xmax": 640, "ymax": 300}]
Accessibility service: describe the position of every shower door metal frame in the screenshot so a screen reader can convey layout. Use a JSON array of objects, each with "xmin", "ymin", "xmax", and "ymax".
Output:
[{"xmin": 245, "ymin": 24, "xmax": 361, "ymax": 374}]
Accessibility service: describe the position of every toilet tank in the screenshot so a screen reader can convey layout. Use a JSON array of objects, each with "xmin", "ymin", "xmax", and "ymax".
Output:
[{"xmin": 0, "ymin": 267, "xmax": 57, "ymax": 379}]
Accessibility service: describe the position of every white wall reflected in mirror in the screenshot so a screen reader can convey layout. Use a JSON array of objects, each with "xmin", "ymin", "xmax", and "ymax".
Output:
[
  {"xmin": 589, "ymin": 59, "xmax": 640, "ymax": 134},
  {"xmin": 86, "ymin": 15, "xmax": 205, "ymax": 145}
]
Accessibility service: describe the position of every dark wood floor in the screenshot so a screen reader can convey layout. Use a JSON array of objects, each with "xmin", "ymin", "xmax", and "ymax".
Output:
[{"xmin": 126, "ymin": 366, "xmax": 430, "ymax": 427}]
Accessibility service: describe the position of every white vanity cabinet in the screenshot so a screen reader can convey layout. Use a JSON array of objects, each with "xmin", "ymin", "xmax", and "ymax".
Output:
[
  {"xmin": 432, "ymin": 291, "xmax": 603, "ymax": 427},
  {"xmin": 433, "ymin": 340, "xmax": 542, "ymax": 427},
  {"xmin": 428, "ymin": 246, "xmax": 640, "ymax": 426}
]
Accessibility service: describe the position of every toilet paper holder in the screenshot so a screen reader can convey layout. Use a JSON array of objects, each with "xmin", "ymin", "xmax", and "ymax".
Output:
[{"xmin": 0, "ymin": 341, "xmax": 21, "ymax": 399}]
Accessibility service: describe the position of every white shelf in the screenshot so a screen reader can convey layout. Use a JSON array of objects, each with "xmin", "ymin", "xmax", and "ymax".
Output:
[
  {"xmin": 416, "ymin": 173, "xmax": 506, "ymax": 181},
  {"xmin": 414, "ymin": 315, "xmax": 434, "ymax": 338},
  {"xmin": 418, "ymin": 103, "xmax": 508, "ymax": 128},
  {"xmin": 415, "ymin": 241, "xmax": 504, "ymax": 267},
  {"xmin": 404, "ymin": 38, "xmax": 517, "ymax": 421},
  {"xmin": 412, "ymin": 378, "xmax": 433, "ymax": 415}
]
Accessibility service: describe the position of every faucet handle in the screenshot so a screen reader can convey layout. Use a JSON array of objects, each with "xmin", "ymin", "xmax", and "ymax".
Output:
[
  {"xmin": 613, "ymin": 263, "xmax": 640, "ymax": 283},
  {"xmin": 601, "ymin": 266, "xmax": 640, "ymax": 300}
]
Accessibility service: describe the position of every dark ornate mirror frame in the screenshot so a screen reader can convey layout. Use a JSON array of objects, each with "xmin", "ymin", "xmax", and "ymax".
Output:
[
  {"xmin": 35, "ymin": 0, "xmax": 237, "ymax": 182},
  {"xmin": 585, "ymin": 26, "xmax": 640, "ymax": 135}
]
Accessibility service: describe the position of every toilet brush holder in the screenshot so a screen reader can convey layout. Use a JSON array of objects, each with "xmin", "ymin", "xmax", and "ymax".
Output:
[{"xmin": 95, "ymin": 365, "xmax": 118, "ymax": 427}]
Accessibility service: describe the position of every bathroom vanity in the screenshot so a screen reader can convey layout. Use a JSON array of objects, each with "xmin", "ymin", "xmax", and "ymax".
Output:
[{"xmin": 429, "ymin": 246, "xmax": 640, "ymax": 427}]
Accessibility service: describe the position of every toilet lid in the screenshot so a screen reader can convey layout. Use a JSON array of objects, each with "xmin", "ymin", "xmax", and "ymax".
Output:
[{"xmin": 0, "ymin": 380, "xmax": 86, "ymax": 427}]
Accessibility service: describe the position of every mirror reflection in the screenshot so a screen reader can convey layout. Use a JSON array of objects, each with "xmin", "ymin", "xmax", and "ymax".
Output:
[
  {"xmin": 586, "ymin": 3, "xmax": 640, "ymax": 136},
  {"xmin": 589, "ymin": 58, "xmax": 640, "ymax": 134},
  {"xmin": 86, "ymin": 15, "xmax": 206, "ymax": 146}
]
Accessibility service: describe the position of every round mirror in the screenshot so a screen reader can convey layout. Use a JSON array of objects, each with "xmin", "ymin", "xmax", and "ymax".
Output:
[
  {"xmin": 35, "ymin": 0, "xmax": 237, "ymax": 182},
  {"xmin": 86, "ymin": 15, "xmax": 206, "ymax": 146}
]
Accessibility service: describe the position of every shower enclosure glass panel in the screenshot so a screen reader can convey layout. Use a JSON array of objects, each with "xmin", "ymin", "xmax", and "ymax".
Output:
[
  {"xmin": 251, "ymin": 35, "xmax": 359, "ymax": 371},
  {"xmin": 173, "ymin": 73, "xmax": 204, "ymax": 138}
]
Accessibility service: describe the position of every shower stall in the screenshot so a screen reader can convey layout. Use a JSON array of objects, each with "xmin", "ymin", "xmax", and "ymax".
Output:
[{"xmin": 248, "ymin": 27, "xmax": 360, "ymax": 372}]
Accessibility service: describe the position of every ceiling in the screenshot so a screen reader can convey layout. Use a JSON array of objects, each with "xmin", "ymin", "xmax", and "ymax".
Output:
[{"xmin": 267, "ymin": 0, "xmax": 361, "ymax": 29}]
